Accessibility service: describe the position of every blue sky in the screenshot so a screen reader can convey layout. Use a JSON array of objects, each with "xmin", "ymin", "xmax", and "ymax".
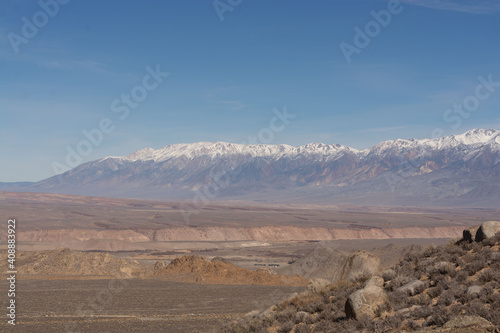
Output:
[{"xmin": 1, "ymin": 0, "xmax": 500, "ymax": 182}]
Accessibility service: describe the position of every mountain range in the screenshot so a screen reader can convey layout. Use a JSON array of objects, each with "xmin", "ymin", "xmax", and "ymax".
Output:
[{"xmin": 6, "ymin": 128, "xmax": 500, "ymax": 207}]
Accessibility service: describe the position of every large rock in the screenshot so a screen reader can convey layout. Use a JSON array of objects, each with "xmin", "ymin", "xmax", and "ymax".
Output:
[
  {"xmin": 340, "ymin": 251, "xmax": 381, "ymax": 282},
  {"xmin": 277, "ymin": 247, "xmax": 380, "ymax": 283},
  {"xmin": 345, "ymin": 276, "xmax": 389, "ymax": 319},
  {"xmin": 413, "ymin": 315, "xmax": 495, "ymax": 333},
  {"xmin": 466, "ymin": 285, "xmax": 482, "ymax": 297},
  {"xmin": 461, "ymin": 226, "xmax": 480, "ymax": 242},
  {"xmin": 396, "ymin": 279, "xmax": 427, "ymax": 296},
  {"xmin": 475, "ymin": 221, "xmax": 500, "ymax": 242},
  {"xmin": 365, "ymin": 276, "xmax": 384, "ymax": 288},
  {"xmin": 443, "ymin": 315, "xmax": 494, "ymax": 330}
]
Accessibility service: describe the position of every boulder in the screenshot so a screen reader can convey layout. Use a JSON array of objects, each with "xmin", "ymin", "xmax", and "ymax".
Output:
[
  {"xmin": 397, "ymin": 305, "xmax": 421, "ymax": 316},
  {"xmin": 277, "ymin": 247, "xmax": 380, "ymax": 283},
  {"xmin": 466, "ymin": 285, "xmax": 482, "ymax": 297},
  {"xmin": 396, "ymin": 279, "xmax": 427, "ymax": 296},
  {"xmin": 345, "ymin": 278, "xmax": 389, "ymax": 319},
  {"xmin": 461, "ymin": 226, "xmax": 480, "ymax": 243},
  {"xmin": 340, "ymin": 251, "xmax": 381, "ymax": 282},
  {"xmin": 443, "ymin": 315, "xmax": 494, "ymax": 330},
  {"xmin": 365, "ymin": 275, "xmax": 384, "ymax": 288},
  {"xmin": 475, "ymin": 221, "xmax": 500, "ymax": 242}
]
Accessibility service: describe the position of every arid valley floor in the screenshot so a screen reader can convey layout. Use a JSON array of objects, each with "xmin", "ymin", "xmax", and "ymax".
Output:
[{"xmin": 1, "ymin": 191, "xmax": 499, "ymax": 332}]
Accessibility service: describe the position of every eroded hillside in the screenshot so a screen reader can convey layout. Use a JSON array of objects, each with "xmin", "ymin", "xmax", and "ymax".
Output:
[{"xmin": 221, "ymin": 222, "xmax": 500, "ymax": 332}]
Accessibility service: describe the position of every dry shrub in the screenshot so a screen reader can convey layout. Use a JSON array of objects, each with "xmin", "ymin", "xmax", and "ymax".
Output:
[
  {"xmin": 294, "ymin": 323, "xmax": 312, "ymax": 333},
  {"xmin": 411, "ymin": 306, "xmax": 433, "ymax": 320},
  {"xmin": 427, "ymin": 285, "xmax": 443, "ymax": 299},
  {"xmin": 463, "ymin": 260, "xmax": 484, "ymax": 276},
  {"xmin": 275, "ymin": 308, "xmax": 296, "ymax": 324},
  {"xmin": 388, "ymin": 290, "xmax": 411, "ymax": 311},
  {"xmin": 477, "ymin": 268, "xmax": 495, "ymax": 284},
  {"xmin": 424, "ymin": 305, "xmax": 449, "ymax": 327},
  {"xmin": 382, "ymin": 269, "xmax": 396, "ymax": 281},
  {"xmin": 277, "ymin": 320, "xmax": 294, "ymax": 333},
  {"xmin": 437, "ymin": 290, "xmax": 454, "ymax": 307},
  {"xmin": 288, "ymin": 293, "xmax": 322, "ymax": 310},
  {"xmin": 385, "ymin": 274, "xmax": 414, "ymax": 292},
  {"xmin": 404, "ymin": 319, "xmax": 422, "ymax": 330},
  {"xmin": 455, "ymin": 269, "xmax": 468, "ymax": 283}
]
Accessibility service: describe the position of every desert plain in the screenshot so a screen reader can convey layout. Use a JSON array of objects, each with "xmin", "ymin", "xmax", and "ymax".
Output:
[{"xmin": 1, "ymin": 191, "xmax": 498, "ymax": 332}]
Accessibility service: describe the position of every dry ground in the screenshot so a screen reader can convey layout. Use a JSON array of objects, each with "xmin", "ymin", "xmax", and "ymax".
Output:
[
  {"xmin": 1, "ymin": 191, "xmax": 496, "ymax": 231},
  {"xmin": 0, "ymin": 279, "xmax": 304, "ymax": 332}
]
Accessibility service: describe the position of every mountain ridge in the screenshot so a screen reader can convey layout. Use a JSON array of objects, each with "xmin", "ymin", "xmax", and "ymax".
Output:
[
  {"xmin": 103, "ymin": 128, "xmax": 500, "ymax": 163},
  {"xmin": 14, "ymin": 128, "xmax": 500, "ymax": 207}
]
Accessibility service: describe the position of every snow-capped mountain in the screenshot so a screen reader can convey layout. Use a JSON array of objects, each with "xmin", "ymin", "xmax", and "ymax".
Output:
[{"xmin": 29, "ymin": 129, "xmax": 500, "ymax": 207}]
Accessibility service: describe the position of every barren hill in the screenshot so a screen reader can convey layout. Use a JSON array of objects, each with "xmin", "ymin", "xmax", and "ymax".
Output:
[
  {"xmin": 155, "ymin": 255, "xmax": 308, "ymax": 286},
  {"xmin": 12, "ymin": 249, "xmax": 308, "ymax": 286},
  {"xmin": 278, "ymin": 247, "xmax": 380, "ymax": 283},
  {"xmin": 14, "ymin": 248, "xmax": 146, "ymax": 278}
]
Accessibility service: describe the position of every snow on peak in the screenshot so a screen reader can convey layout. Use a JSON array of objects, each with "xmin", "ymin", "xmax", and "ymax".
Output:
[
  {"xmin": 447, "ymin": 128, "xmax": 499, "ymax": 145},
  {"xmin": 125, "ymin": 147, "xmax": 155, "ymax": 161},
  {"xmin": 104, "ymin": 128, "xmax": 499, "ymax": 163},
  {"xmin": 116, "ymin": 141, "xmax": 353, "ymax": 163},
  {"xmin": 369, "ymin": 128, "xmax": 499, "ymax": 153}
]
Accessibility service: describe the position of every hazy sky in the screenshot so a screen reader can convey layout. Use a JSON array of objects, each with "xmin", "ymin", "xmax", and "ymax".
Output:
[{"xmin": 1, "ymin": 0, "xmax": 500, "ymax": 181}]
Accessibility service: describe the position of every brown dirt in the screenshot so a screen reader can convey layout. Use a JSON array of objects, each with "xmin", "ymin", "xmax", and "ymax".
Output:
[
  {"xmin": 11, "ymin": 248, "xmax": 146, "ymax": 278},
  {"xmin": 10, "ymin": 248, "xmax": 308, "ymax": 286},
  {"xmin": 155, "ymin": 255, "xmax": 308, "ymax": 286}
]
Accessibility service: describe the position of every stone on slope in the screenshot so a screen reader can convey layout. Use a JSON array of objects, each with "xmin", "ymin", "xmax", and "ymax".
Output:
[
  {"xmin": 277, "ymin": 247, "xmax": 380, "ymax": 283},
  {"xmin": 340, "ymin": 251, "xmax": 381, "ymax": 282},
  {"xmin": 466, "ymin": 285, "xmax": 482, "ymax": 297},
  {"xmin": 475, "ymin": 221, "xmax": 500, "ymax": 242},
  {"xmin": 397, "ymin": 279, "xmax": 427, "ymax": 296},
  {"xmin": 443, "ymin": 315, "xmax": 494, "ymax": 330},
  {"xmin": 345, "ymin": 276, "xmax": 389, "ymax": 319}
]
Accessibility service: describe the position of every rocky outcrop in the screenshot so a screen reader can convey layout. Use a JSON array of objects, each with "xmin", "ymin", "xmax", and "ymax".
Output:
[
  {"xmin": 340, "ymin": 251, "xmax": 380, "ymax": 282},
  {"xmin": 443, "ymin": 315, "xmax": 494, "ymax": 330},
  {"xmin": 461, "ymin": 226, "xmax": 480, "ymax": 242},
  {"xmin": 396, "ymin": 279, "xmax": 427, "ymax": 296},
  {"xmin": 475, "ymin": 221, "xmax": 500, "ymax": 242},
  {"xmin": 345, "ymin": 276, "xmax": 389, "ymax": 319},
  {"xmin": 458, "ymin": 221, "xmax": 500, "ymax": 244},
  {"xmin": 278, "ymin": 248, "xmax": 380, "ymax": 283}
]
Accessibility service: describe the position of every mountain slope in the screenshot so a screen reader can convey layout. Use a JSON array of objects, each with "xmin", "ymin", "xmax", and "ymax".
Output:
[
  {"xmin": 29, "ymin": 128, "xmax": 500, "ymax": 207},
  {"xmin": 221, "ymin": 223, "xmax": 500, "ymax": 332}
]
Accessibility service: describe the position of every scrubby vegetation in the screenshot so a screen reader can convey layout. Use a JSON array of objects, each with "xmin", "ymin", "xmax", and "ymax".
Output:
[{"xmin": 221, "ymin": 232, "xmax": 500, "ymax": 332}]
